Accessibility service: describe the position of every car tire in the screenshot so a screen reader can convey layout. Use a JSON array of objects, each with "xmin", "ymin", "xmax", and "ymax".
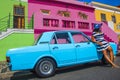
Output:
[{"xmin": 35, "ymin": 58, "xmax": 56, "ymax": 78}]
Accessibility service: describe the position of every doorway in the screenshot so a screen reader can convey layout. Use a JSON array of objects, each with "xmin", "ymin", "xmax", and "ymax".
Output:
[{"xmin": 13, "ymin": 5, "xmax": 25, "ymax": 29}]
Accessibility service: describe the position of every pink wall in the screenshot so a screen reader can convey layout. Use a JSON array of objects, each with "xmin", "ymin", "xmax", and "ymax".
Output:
[
  {"xmin": 28, "ymin": 0, "xmax": 96, "ymax": 39},
  {"xmin": 101, "ymin": 22, "xmax": 118, "ymax": 44},
  {"xmin": 28, "ymin": 0, "xmax": 118, "ymax": 45}
]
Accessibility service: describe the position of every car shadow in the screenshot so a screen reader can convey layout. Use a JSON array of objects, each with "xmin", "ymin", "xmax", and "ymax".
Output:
[
  {"xmin": 10, "ymin": 61, "xmax": 108, "ymax": 80},
  {"xmin": 56, "ymin": 61, "xmax": 109, "ymax": 74}
]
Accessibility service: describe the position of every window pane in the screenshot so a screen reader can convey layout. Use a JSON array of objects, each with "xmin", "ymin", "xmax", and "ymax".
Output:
[
  {"xmin": 62, "ymin": 20, "xmax": 75, "ymax": 28},
  {"xmin": 50, "ymin": 36, "xmax": 57, "ymax": 44},
  {"xmin": 78, "ymin": 22, "xmax": 89, "ymax": 29},
  {"xmin": 71, "ymin": 32, "xmax": 88, "ymax": 43},
  {"xmin": 117, "ymin": 24, "xmax": 120, "ymax": 30},
  {"xmin": 111, "ymin": 15, "xmax": 116, "ymax": 23},
  {"xmin": 101, "ymin": 13, "xmax": 106, "ymax": 21},
  {"xmin": 43, "ymin": 18, "xmax": 59, "ymax": 27},
  {"xmin": 56, "ymin": 33, "xmax": 71, "ymax": 44},
  {"xmin": 15, "ymin": 7, "xmax": 24, "ymax": 15}
]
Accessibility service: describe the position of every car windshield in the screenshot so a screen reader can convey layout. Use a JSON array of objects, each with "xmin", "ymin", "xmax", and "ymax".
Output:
[{"xmin": 34, "ymin": 34, "xmax": 43, "ymax": 45}]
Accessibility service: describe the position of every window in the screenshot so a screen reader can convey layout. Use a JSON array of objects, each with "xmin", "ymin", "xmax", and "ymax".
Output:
[
  {"xmin": 34, "ymin": 34, "xmax": 43, "ymax": 45},
  {"xmin": 14, "ymin": 6, "xmax": 24, "ymax": 16},
  {"xmin": 111, "ymin": 15, "xmax": 116, "ymax": 23},
  {"xmin": 101, "ymin": 13, "xmax": 106, "ymax": 21},
  {"xmin": 50, "ymin": 36, "xmax": 57, "ymax": 44},
  {"xmin": 57, "ymin": 11, "xmax": 70, "ymax": 17},
  {"xmin": 78, "ymin": 12, "xmax": 88, "ymax": 20},
  {"xmin": 117, "ymin": 24, "xmax": 120, "ymax": 30},
  {"xmin": 62, "ymin": 20, "xmax": 75, "ymax": 28},
  {"xmin": 43, "ymin": 18, "xmax": 59, "ymax": 27},
  {"xmin": 56, "ymin": 33, "xmax": 71, "ymax": 44},
  {"xmin": 78, "ymin": 22, "xmax": 89, "ymax": 29},
  {"xmin": 71, "ymin": 32, "xmax": 88, "ymax": 43},
  {"xmin": 43, "ymin": 19, "xmax": 50, "ymax": 26},
  {"xmin": 41, "ymin": 9, "xmax": 50, "ymax": 15}
]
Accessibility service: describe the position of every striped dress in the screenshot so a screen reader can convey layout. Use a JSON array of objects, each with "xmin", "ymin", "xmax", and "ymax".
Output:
[{"xmin": 92, "ymin": 32, "xmax": 110, "ymax": 51}]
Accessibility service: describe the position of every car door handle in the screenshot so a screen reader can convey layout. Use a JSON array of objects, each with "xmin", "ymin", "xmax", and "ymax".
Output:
[
  {"xmin": 53, "ymin": 47, "xmax": 58, "ymax": 50},
  {"xmin": 75, "ymin": 45, "xmax": 80, "ymax": 48}
]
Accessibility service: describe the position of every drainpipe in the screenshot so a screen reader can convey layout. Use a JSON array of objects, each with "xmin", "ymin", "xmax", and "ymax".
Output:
[
  {"xmin": 32, "ymin": 14, "xmax": 34, "ymax": 29},
  {"xmin": 19, "ymin": 0, "xmax": 22, "ymax": 6},
  {"xmin": 7, "ymin": 13, "xmax": 11, "ymax": 29}
]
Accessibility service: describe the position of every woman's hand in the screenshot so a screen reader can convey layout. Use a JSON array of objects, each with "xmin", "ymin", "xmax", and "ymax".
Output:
[{"xmin": 96, "ymin": 41, "xmax": 103, "ymax": 46}]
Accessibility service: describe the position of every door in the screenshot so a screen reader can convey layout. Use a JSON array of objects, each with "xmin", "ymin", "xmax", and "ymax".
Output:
[
  {"xmin": 14, "ymin": 16, "xmax": 25, "ymax": 28},
  {"xmin": 13, "ymin": 5, "xmax": 25, "ymax": 29},
  {"xmin": 50, "ymin": 32, "xmax": 76, "ymax": 67},
  {"xmin": 71, "ymin": 32, "xmax": 98, "ymax": 63}
]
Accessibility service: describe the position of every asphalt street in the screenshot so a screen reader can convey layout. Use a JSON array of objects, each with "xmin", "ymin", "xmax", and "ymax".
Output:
[{"xmin": 1, "ymin": 56, "xmax": 120, "ymax": 80}]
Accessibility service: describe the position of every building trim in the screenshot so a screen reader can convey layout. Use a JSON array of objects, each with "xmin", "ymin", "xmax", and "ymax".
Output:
[
  {"xmin": 91, "ymin": 1, "xmax": 120, "ymax": 12},
  {"xmin": 93, "ymin": 6, "xmax": 120, "ymax": 14}
]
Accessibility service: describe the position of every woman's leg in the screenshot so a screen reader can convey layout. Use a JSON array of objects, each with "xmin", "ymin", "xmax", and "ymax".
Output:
[
  {"xmin": 102, "ymin": 50, "xmax": 119, "ymax": 68},
  {"xmin": 107, "ymin": 46, "xmax": 114, "ymax": 62}
]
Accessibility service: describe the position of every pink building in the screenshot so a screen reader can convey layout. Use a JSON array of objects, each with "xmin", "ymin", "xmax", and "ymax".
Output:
[{"xmin": 28, "ymin": 0, "xmax": 118, "ymax": 44}]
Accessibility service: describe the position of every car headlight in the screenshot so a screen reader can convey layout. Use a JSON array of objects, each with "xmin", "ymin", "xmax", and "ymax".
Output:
[{"xmin": 6, "ymin": 56, "xmax": 10, "ymax": 63}]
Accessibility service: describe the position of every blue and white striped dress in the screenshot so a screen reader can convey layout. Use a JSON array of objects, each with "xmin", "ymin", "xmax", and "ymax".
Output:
[{"xmin": 92, "ymin": 32, "xmax": 110, "ymax": 51}]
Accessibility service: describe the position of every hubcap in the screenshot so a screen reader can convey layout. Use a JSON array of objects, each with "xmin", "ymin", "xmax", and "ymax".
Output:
[{"xmin": 39, "ymin": 60, "xmax": 53, "ymax": 75}]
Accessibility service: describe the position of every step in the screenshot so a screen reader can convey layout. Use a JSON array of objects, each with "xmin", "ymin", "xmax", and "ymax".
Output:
[{"xmin": 0, "ymin": 29, "xmax": 34, "ymax": 40}]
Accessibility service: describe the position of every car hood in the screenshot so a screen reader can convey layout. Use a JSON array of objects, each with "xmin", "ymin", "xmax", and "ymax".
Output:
[{"xmin": 6, "ymin": 44, "xmax": 49, "ymax": 56}]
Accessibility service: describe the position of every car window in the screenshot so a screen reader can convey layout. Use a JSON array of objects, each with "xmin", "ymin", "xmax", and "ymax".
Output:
[
  {"xmin": 34, "ymin": 34, "xmax": 43, "ymax": 45},
  {"xmin": 55, "ymin": 32, "xmax": 71, "ymax": 44},
  {"xmin": 50, "ymin": 36, "xmax": 57, "ymax": 44},
  {"xmin": 71, "ymin": 32, "xmax": 89, "ymax": 43}
]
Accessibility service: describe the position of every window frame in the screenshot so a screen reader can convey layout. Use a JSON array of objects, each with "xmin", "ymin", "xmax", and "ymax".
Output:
[
  {"xmin": 101, "ymin": 13, "xmax": 106, "ymax": 21},
  {"xmin": 52, "ymin": 32, "xmax": 72, "ymax": 44},
  {"xmin": 50, "ymin": 34, "xmax": 57, "ymax": 44},
  {"xmin": 111, "ymin": 15, "xmax": 116, "ymax": 23}
]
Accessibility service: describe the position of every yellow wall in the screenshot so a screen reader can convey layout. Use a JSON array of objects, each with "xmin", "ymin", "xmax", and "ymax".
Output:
[{"xmin": 95, "ymin": 9, "xmax": 120, "ymax": 32}]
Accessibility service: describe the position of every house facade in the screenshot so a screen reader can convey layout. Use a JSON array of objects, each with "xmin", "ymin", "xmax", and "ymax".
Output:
[
  {"xmin": 0, "ymin": 0, "xmax": 118, "ymax": 44},
  {"xmin": 91, "ymin": 2, "xmax": 120, "ymax": 34},
  {"xmin": 28, "ymin": 0, "xmax": 98, "ymax": 39},
  {"xmin": 0, "ymin": 0, "xmax": 32, "ymax": 30},
  {"xmin": 28, "ymin": 0, "xmax": 118, "ymax": 44}
]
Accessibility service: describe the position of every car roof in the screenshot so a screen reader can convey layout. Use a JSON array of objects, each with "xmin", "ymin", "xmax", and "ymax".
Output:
[
  {"xmin": 48, "ymin": 30, "xmax": 83, "ymax": 33},
  {"xmin": 38, "ymin": 30, "xmax": 90, "ymax": 43}
]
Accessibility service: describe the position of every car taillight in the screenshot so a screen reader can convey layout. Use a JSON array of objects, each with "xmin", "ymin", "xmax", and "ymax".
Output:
[{"xmin": 6, "ymin": 57, "xmax": 10, "ymax": 62}]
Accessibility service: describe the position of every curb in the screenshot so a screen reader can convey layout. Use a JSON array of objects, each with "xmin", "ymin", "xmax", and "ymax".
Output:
[
  {"xmin": 0, "ymin": 71, "xmax": 32, "ymax": 79},
  {"xmin": 0, "ymin": 61, "xmax": 13, "ymax": 79},
  {"xmin": 0, "ymin": 61, "xmax": 33, "ymax": 79},
  {"xmin": 0, "ymin": 71, "xmax": 14, "ymax": 79},
  {"xmin": 0, "ymin": 70, "xmax": 33, "ymax": 79}
]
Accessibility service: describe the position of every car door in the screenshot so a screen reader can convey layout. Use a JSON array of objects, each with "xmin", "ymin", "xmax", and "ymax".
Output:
[
  {"xmin": 49, "ymin": 32, "xmax": 76, "ymax": 67},
  {"xmin": 71, "ymin": 32, "xmax": 98, "ymax": 63}
]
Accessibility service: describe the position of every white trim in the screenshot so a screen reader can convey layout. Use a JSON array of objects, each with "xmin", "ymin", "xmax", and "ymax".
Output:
[
  {"xmin": 19, "ymin": 0, "xmax": 28, "ymax": 2},
  {"xmin": 0, "ymin": 29, "xmax": 34, "ymax": 40},
  {"xmin": 93, "ymin": 6, "xmax": 120, "ymax": 14}
]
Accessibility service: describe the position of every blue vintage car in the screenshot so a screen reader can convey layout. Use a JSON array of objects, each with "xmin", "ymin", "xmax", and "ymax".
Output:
[{"xmin": 6, "ymin": 30, "xmax": 117, "ymax": 77}]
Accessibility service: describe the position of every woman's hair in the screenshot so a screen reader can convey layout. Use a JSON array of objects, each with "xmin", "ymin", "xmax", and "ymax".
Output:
[{"xmin": 93, "ymin": 28, "xmax": 101, "ymax": 32}]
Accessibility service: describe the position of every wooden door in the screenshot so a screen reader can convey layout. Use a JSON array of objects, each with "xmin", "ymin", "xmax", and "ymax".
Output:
[{"xmin": 13, "ymin": 5, "xmax": 25, "ymax": 29}]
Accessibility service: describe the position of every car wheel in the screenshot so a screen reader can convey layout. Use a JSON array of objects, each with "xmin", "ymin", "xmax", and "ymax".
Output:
[{"xmin": 35, "ymin": 58, "xmax": 56, "ymax": 78}]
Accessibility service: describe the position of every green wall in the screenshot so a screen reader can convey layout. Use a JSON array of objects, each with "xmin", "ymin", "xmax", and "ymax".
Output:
[
  {"xmin": 0, "ymin": 33, "xmax": 34, "ymax": 61},
  {"xmin": 0, "ymin": 0, "xmax": 28, "ymax": 28}
]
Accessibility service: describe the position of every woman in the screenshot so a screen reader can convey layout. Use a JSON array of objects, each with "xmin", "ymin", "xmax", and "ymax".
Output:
[{"xmin": 91, "ymin": 23, "xmax": 119, "ymax": 68}]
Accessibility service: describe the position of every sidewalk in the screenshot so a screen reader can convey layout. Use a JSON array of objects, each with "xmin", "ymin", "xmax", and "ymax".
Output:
[
  {"xmin": 0, "ymin": 61, "xmax": 11, "ymax": 79},
  {"xmin": 0, "ymin": 61, "xmax": 31, "ymax": 79}
]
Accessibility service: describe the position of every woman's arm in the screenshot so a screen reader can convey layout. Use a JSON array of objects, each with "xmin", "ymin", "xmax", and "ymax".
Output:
[{"xmin": 91, "ymin": 36, "xmax": 102, "ymax": 45}]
